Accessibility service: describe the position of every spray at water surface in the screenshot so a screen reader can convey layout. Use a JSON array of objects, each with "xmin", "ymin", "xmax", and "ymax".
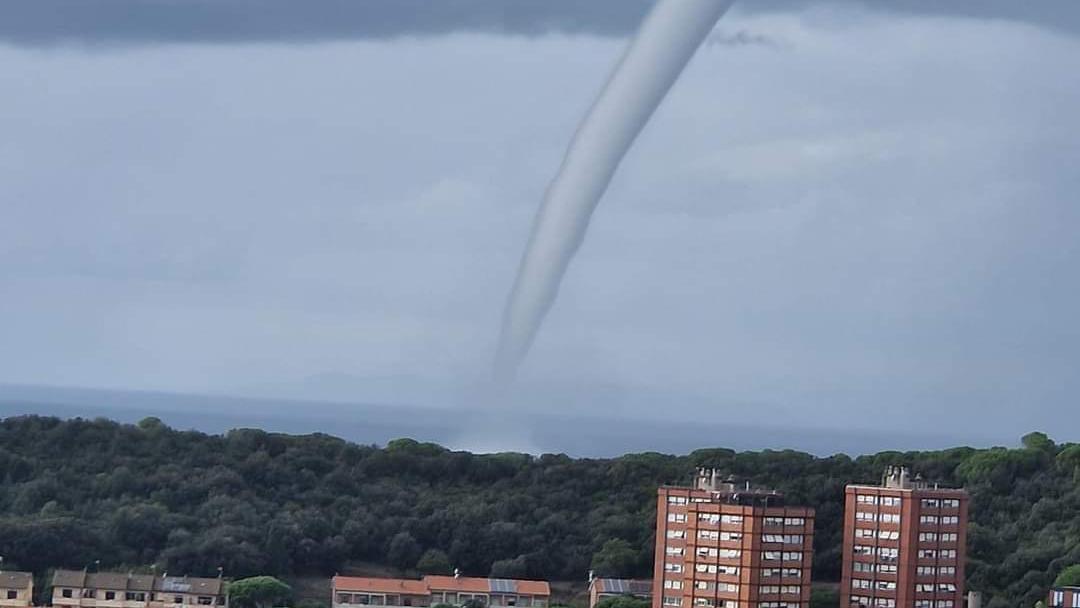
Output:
[{"xmin": 494, "ymin": 0, "xmax": 738, "ymax": 381}]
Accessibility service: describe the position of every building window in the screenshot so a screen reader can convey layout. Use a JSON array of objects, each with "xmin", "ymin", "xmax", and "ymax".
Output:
[
  {"xmin": 175, "ymin": 597, "xmax": 184, "ymax": 604},
  {"xmin": 62, "ymin": 590, "xmax": 74, "ymax": 599},
  {"xmin": 668, "ymin": 496, "xmax": 688, "ymax": 505},
  {"xmin": 106, "ymin": 592, "xmax": 117, "ymax": 601},
  {"xmin": 1051, "ymin": 596, "xmax": 1065, "ymax": 608},
  {"xmin": 1072, "ymin": 592, "xmax": 1080, "ymax": 608},
  {"xmin": 763, "ymin": 534, "xmax": 803, "ymax": 544},
  {"xmin": 7, "ymin": 591, "xmax": 17, "ymax": 600},
  {"xmin": 663, "ymin": 597, "xmax": 682, "ymax": 607},
  {"xmin": 669, "ymin": 513, "xmax": 687, "ymax": 523},
  {"xmin": 877, "ymin": 547, "xmax": 898, "ymax": 562}
]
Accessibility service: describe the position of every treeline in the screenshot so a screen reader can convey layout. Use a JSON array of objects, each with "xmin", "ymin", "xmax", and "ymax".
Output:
[{"xmin": 1, "ymin": 416, "xmax": 1079, "ymax": 607}]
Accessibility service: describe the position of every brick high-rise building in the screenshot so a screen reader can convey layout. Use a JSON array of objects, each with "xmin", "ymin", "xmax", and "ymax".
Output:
[
  {"xmin": 840, "ymin": 466, "xmax": 970, "ymax": 608},
  {"xmin": 652, "ymin": 469, "xmax": 815, "ymax": 608}
]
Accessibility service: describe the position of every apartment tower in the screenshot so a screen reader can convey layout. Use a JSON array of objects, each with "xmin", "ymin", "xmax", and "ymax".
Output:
[
  {"xmin": 840, "ymin": 466, "xmax": 970, "ymax": 608},
  {"xmin": 652, "ymin": 469, "xmax": 815, "ymax": 608}
]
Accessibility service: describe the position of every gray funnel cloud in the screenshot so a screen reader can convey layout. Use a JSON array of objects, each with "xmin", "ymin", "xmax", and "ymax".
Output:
[{"xmin": 495, "ymin": 0, "xmax": 737, "ymax": 381}]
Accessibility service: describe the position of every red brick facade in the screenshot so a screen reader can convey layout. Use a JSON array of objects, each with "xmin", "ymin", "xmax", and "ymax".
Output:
[
  {"xmin": 652, "ymin": 474, "xmax": 815, "ymax": 608},
  {"xmin": 840, "ymin": 468, "xmax": 969, "ymax": 608}
]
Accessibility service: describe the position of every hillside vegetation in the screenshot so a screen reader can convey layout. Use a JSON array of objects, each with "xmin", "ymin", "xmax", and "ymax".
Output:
[{"xmin": 1, "ymin": 416, "xmax": 1078, "ymax": 607}]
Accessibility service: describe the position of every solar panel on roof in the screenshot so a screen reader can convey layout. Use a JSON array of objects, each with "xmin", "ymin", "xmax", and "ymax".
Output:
[
  {"xmin": 162, "ymin": 580, "xmax": 192, "ymax": 593},
  {"xmin": 606, "ymin": 580, "xmax": 629, "ymax": 594},
  {"xmin": 489, "ymin": 580, "xmax": 517, "ymax": 594},
  {"xmin": 628, "ymin": 582, "xmax": 652, "ymax": 595}
]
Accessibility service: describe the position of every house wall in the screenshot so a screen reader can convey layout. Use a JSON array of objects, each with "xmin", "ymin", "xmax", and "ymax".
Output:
[{"xmin": 0, "ymin": 581, "xmax": 34, "ymax": 608}]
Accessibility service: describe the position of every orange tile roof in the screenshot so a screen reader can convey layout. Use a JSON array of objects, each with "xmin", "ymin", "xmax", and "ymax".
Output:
[
  {"xmin": 423, "ymin": 576, "xmax": 489, "ymax": 594},
  {"xmin": 513, "ymin": 580, "xmax": 551, "ymax": 596},
  {"xmin": 422, "ymin": 577, "xmax": 550, "ymax": 597},
  {"xmin": 333, "ymin": 576, "xmax": 429, "ymax": 595}
]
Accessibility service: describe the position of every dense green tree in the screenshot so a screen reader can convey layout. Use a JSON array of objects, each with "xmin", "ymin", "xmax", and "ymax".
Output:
[
  {"xmin": 417, "ymin": 549, "xmax": 453, "ymax": 575},
  {"xmin": 228, "ymin": 577, "xmax": 291, "ymax": 608},
  {"xmin": 595, "ymin": 596, "xmax": 650, "ymax": 608},
  {"xmin": 809, "ymin": 588, "xmax": 839, "ymax": 608},
  {"xmin": 1022, "ymin": 433, "xmax": 1055, "ymax": 452},
  {"xmin": 489, "ymin": 555, "xmax": 529, "ymax": 579},
  {"xmin": 590, "ymin": 539, "xmax": 638, "ymax": 577},
  {"xmin": 0, "ymin": 416, "xmax": 1076, "ymax": 607},
  {"xmin": 1055, "ymin": 565, "xmax": 1080, "ymax": 587},
  {"xmin": 388, "ymin": 532, "xmax": 422, "ymax": 571}
]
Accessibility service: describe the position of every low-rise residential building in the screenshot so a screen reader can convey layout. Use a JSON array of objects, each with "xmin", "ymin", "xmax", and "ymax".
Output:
[
  {"xmin": 1049, "ymin": 586, "xmax": 1080, "ymax": 608},
  {"xmin": 424, "ymin": 575, "xmax": 548, "ymax": 608},
  {"xmin": 332, "ymin": 575, "xmax": 550, "ymax": 608},
  {"xmin": 333, "ymin": 577, "xmax": 431, "ymax": 608},
  {"xmin": 0, "ymin": 571, "xmax": 34, "ymax": 608},
  {"xmin": 588, "ymin": 578, "xmax": 652, "ymax": 608},
  {"xmin": 51, "ymin": 571, "xmax": 227, "ymax": 608}
]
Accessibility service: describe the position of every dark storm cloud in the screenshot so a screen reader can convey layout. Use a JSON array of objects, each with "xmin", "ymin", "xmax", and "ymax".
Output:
[{"xmin": 1, "ymin": 0, "xmax": 1078, "ymax": 46}]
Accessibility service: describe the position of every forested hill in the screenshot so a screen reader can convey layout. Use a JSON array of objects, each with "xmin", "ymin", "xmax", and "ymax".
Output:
[{"xmin": 1, "ymin": 416, "xmax": 1078, "ymax": 607}]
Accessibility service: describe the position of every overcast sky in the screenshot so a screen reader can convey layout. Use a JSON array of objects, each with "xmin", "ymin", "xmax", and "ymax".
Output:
[{"xmin": 2, "ymin": 1, "xmax": 1078, "ymax": 443}]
